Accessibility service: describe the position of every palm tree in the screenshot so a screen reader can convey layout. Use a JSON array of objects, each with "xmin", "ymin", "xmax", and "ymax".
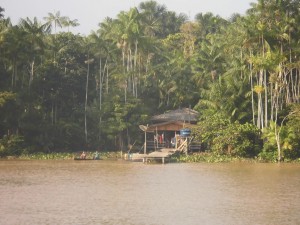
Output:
[
  {"xmin": 44, "ymin": 11, "xmax": 70, "ymax": 65},
  {"xmin": 0, "ymin": 6, "xmax": 5, "ymax": 19},
  {"xmin": 98, "ymin": 17, "xmax": 114, "ymax": 39},
  {"xmin": 43, "ymin": 11, "xmax": 68, "ymax": 37},
  {"xmin": 84, "ymin": 56, "xmax": 94, "ymax": 144},
  {"xmin": 179, "ymin": 22, "xmax": 199, "ymax": 58},
  {"xmin": 1, "ymin": 25, "xmax": 27, "ymax": 89},
  {"xmin": 19, "ymin": 17, "xmax": 50, "ymax": 88},
  {"xmin": 161, "ymin": 11, "xmax": 187, "ymax": 38},
  {"xmin": 195, "ymin": 12, "xmax": 228, "ymax": 39},
  {"xmin": 245, "ymin": 0, "xmax": 300, "ymax": 129},
  {"xmin": 89, "ymin": 31, "xmax": 116, "ymax": 142},
  {"xmin": 111, "ymin": 8, "xmax": 143, "ymax": 100},
  {"xmin": 62, "ymin": 18, "xmax": 80, "ymax": 32},
  {"xmin": 0, "ymin": 16, "xmax": 12, "ymax": 56},
  {"xmin": 138, "ymin": 0, "xmax": 167, "ymax": 37}
]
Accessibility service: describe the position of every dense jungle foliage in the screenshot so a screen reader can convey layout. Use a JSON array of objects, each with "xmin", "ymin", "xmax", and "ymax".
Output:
[{"xmin": 0, "ymin": 1, "xmax": 300, "ymax": 161}]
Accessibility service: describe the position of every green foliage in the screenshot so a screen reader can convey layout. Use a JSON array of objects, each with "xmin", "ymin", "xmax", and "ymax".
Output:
[
  {"xmin": 0, "ymin": 135, "xmax": 24, "ymax": 157},
  {"xmin": 257, "ymin": 151, "xmax": 278, "ymax": 163},
  {"xmin": 19, "ymin": 152, "xmax": 74, "ymax": 160},
  {"xmin": 18, "ymin": 151, "xmax": 121, "ymax": 160},
  {"xmin": 212, "ymin": 122, "xmax": 261, "ymax": 157},
  {"xmin": 285, "ymin": 105, "xmax": 300, "ymax": 159},
  {"xmin": 262, "ymin": 119, "xmax": 300, "ymax": 160},
  {"xmin": 99, "ymin": 95, "xmax": 149, "ymax": 149},
  {"xmin": 193, "ymin": 114, "xmax": 261, "ymax": 157},
  {"xmin": 0, "ymin": 92, "xmax": 20, "ymax": 138},
  {"xmin": 192, "ymin": 114, "xmax": 229, "ymax": 146},
  {"xmin": 176, "ymin": 152, "xmax": 239, "ymax": 163},
  {"xmin": 194, "ymin": 73, "xmax": 252, "ymax": 124},
  {"xmin": 0, "ymin": 92, "xmax": 16, "ymax": 107},
  {"xmin": 261, "ymin": 122, "xmax": 278, "ymax": 153}
]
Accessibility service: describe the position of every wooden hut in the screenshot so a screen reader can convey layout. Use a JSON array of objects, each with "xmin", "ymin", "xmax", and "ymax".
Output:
[{"xmin": 139, "ymin": 108, "xmax": 200, "ymax": 154}]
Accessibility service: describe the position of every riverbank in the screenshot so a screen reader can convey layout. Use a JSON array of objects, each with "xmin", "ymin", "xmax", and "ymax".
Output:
[
  {"xmin": 2, "ymin": 151, "xmax": 300, "ymax": 163},
  {"xmin": 6, "ymin": 151, "xmax": 122, "ymax": 160},
  {"xmin": 173, "ymin": 152, "xmax": 300, "ymax": 163},
  {"xmin": 172, "ymin": 153, "xmax": 251, "ymax": 163}
]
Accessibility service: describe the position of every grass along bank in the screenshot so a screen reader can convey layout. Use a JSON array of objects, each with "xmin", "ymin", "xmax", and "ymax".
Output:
[
  {"xmin": 15, "ymin": 151, "xmax": 122, "ymax": 160},
  {"xmin": 172, "ymin": 152, "xmax": 300, "ymax": 163},
  {"xmin": 4, "ymin": 151, "xmax": 300, "ymax": 163}
]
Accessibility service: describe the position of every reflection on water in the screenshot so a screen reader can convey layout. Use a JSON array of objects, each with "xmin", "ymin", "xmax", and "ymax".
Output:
[{"xmin": 0, "ymin": 160, "xmax": 300, "ymax": 225}]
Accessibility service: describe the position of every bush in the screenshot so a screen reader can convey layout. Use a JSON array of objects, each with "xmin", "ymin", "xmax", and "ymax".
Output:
[
  {"xmin": 262, "ymin": 120, "xmax": 300, "ymax": 161},
  {"xmin": 257, "ymin": 151, "xmax": 277, "ymax": 163},
  {"xmin": 212, "ymin": 122, "xmax": 261, "ymax": 157},
  {"xmin": 0, "ymin": 135, "xmax": 24, "ymax": 157},
  {"xmin": 175, "ymin": 152, "xmax": 240, "ymax": 163},
  {"xmin": 193, "ymin": 114, "xmax": 262, "ymax": 157}
]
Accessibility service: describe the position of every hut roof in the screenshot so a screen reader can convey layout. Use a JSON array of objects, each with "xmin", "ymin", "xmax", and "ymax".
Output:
[
  {"xmin": 151, "ymin": 108, "xmax": 199, "ymax": 123},
  {"xmin": 139, "ymin": 121, "xmax": 196, "ymax": 132}
]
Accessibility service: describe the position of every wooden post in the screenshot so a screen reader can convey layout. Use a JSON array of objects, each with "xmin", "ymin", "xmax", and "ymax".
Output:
[
  {"xmin": 139, "ymin": 125, "xmax": 148, "ymax": 155},
  {"xmin": 144, "ymin": 131, "xmax": 147, "ymax": 154}
]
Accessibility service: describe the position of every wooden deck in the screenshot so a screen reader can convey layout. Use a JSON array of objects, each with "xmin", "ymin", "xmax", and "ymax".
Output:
[
  {"xmin": 142, "ymin": 148, "xmax": 177, "ymax": 164},
  {"xmin": 125, "ymin": 148, "xmax": 178, "ymax": 164},
  {"xmin": 126, "ymin": 153, "xmax": 147, "ymax": 161}
]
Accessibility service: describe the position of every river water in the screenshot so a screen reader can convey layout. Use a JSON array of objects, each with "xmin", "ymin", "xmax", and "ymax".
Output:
[{"xmin": 0, "ymin": 160, "xmax": 300, "ymax": 225}]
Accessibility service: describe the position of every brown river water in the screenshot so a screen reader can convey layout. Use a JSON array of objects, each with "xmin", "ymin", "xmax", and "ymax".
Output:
[{"xmin": 0, "ymin": 160, "xmax": 300, "ymax": 225}]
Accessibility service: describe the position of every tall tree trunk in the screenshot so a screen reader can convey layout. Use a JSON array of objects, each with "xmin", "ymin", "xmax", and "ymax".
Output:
[
  {"xmin": 264, "ymin": 69, "xmax": 268, "ymax": 128},
  {"xmin": 270, "ymin": 81, "xmax": 274, "ymax": 122},
  {"xmin": 257, "ymin": 70, "xmax": 264, "ymax": 129},
  {"xmin": 106, "ymin": 64, "xmax": 109, "ymax": 94},
  {"xmin": 249, "ymin": 53, "xmax": 255, "ymax": 125},
  {"xmin": 134, "ymin": 39, "xmax": 138, "ymax": 98},
  {"xmin": 99, "ymin": 58, "xmax": 102, "ymax": 142},
  {"xmin": 296, "ymin": 69, "xmax": 300, "ymax": 103},
  {"xmin": 11, "ymin": 58, "xmax": 17, "ymax": 89},
  {"xmin": 99, "ymin": 58, "xmax": 102, "ymax": 111},
  {"xmin": 122, "ymin": 48, "xmax": 127, "ymax": 103},
  {"xmin": 29, "ymin": 60, "xmax": 35, "ymax": 88},
  {"xmin": 85, "ymin": 56, "xmax": 91, "ymax": 144}
]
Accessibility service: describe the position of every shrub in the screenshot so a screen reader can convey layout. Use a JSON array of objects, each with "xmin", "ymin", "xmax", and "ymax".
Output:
[
  {"xmin": 211, "ymin": 122, "xmax": 261, "ymax": 157},
  {"xmin": 193, "ymin": 114, "xmax": 261, "ymax": 157},
  {"xmin": 0, "ymin": 135, "xmax": 24, "ymax": 157}
]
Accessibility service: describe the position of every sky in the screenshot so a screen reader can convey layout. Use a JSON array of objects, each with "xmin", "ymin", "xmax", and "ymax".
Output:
[{"xmin": 1, "ymin": 0, "xmax": 254, "ymax": 35}]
